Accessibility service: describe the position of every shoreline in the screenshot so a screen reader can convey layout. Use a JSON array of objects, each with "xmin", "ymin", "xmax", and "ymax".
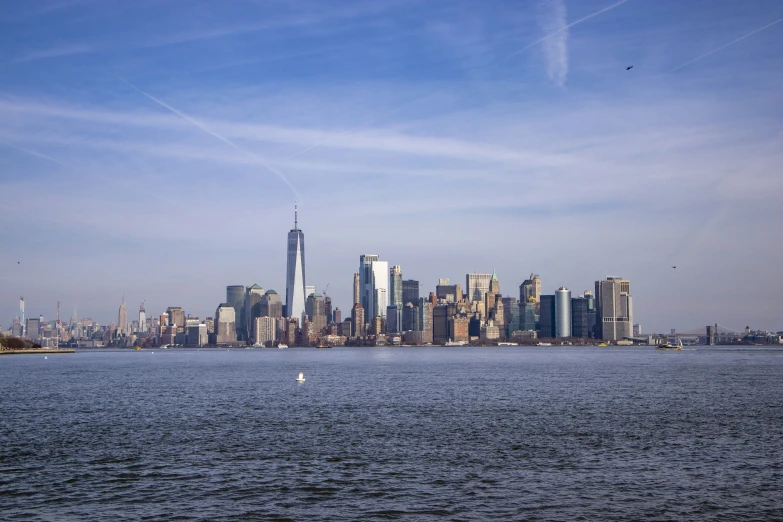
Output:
[{"xmin": 0, "ymin": 349, "xmax": 76, "ymax": 355}]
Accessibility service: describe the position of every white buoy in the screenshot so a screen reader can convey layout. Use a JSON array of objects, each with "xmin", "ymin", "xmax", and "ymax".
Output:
[
  {"xmin": 296, "ymin": 371, "xmax": 306, "ymax": 383},
  {"xmin": 44, "ymin": 356, "xmax": 48, "ymax": 359}
]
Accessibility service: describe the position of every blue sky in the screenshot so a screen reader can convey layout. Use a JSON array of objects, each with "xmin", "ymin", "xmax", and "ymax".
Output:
[{"xmin": 1, "ymin": 0, "xmax": 782, "ymax": 333}]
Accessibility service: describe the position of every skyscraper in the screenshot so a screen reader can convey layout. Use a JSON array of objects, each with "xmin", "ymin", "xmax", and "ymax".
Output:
[
  {"xmin": 215, "ymin": 303, "xmax": 236, "ymax": 344},
  {"xmin": 466, "ymin": 273, "xmax": 492, "ymax": 302},
  {"xmin": 595, "ymin": 277, "xmax": 633, "ymax": 341},
  {"xmin": 390, "ymin": 266, "xmax": 403, "ymax": 307},
  {"xmin": 502, "ymin": 296, "xmax": 520, "ymax": 338},
  {"xmin": 260, "ymin": 290, "xmax": 283, "ymax": 318},
  {"xmin": 571, "ymin": 293, "xmax": 595, "ymax": 338},
  {"xmin": 386, "ymin": 305, "xmax": 402, "ymax": 334},
  {"xmin": 26, "ymin": 317, "xmax": 40, "ymax": 341},
  {"xmin": 402, "ymin": 280, "xmax": 419, "ymax": 306},
  {"xmin": 166, "ymin": 307, "xmax": 185, "ymax": 328},
  {"xmin": 117, "ymin": 298, "xmax": 128, "ymax": 335},
  {"xmin": 555, "ymin": 287, "xmax": 572, "ymax": 338},
  {"xmin": 351, "ymin": 304, "xmax": 365, "ymax": 338},
  {"xmin": 245, "ymin": 284, "xmax": 265, "ymax": 341},
  {"xmin": 139, "ymin": 301, "xmax": 146, "ymax": 334},
  {"xmin": 226, "ymin": 285, "xmax": 245, "ymax": 340},
  {"xmin": 520, "ymin": 274, "xmax": 542, "ymax": 308},
  {"xmin": 539, "ymin": 295, "xmax": 556, "ymax": 338},
  {"xmin": 306, "ymin": 293, "xmax": 326, "ymax": 333},
  {"xmin": 19, "ymin": 297, "xmax": 25, "ymax": 337},
  {"xmin": 286, "ymin": 205, "xmax": 306, "ymax": 324},
  {"xmin": 353, "ymin": 273, "xmax": 361, "ymax": 305},
  {"xmin": 359, "ymin": 254, "xmax": 388, "ymax": 319}
]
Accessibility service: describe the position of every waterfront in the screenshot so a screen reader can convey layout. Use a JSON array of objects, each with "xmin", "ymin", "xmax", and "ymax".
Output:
[{"xmin": 2, "ymin": 346, "xmax": 782, "ymax": 521}]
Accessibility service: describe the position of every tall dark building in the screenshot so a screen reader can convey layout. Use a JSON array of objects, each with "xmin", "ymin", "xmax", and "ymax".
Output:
[
  {"xmin": 386, "ymin": 305, "xmax": 402, "ymax": 334},
  {"xmin": 433, "ymin": 304, "xmax": 449, "ymax": 345},
  {"xmin": 539, "ymin": 295, "xmax": 556, "ymax": 338},
  {"xmin": 402, "ymin": 302, "xmax": 418, "ymax": 331},
  {"xmin": 571, "ymin": 296, "xmax": 592, "ymax": 338},
  {"xmin": 402, "ymin": 280, "xmax": 419, "ymax": 306},
  {"xmin": 226, "ymin": 285, "xmax": 245, "ymax": 341}
]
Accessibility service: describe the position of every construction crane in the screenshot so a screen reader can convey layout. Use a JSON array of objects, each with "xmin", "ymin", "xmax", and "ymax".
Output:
[{"xmin": 322, "ymin": 283, "xmax": 330, "ymax": 298}]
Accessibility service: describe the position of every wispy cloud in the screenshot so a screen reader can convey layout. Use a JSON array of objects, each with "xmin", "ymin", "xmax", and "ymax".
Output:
[
  {"xmin": 538, "ymin": 0, "xmax": 569, "ymax": 86},
  {"xmin": 14, "ymin": 43, "xmax": 95, "ymax": 63}
]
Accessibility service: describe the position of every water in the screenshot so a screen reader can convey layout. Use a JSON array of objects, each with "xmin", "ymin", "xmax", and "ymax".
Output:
[{"xmin": 2, "ymin": 346, "xmax": 782, "ymax": 521}]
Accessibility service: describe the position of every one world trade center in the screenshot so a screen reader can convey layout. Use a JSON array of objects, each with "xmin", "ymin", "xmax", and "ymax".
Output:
[{"xmin": 285, "ymin": 204, "xmax": 306, "ymax": 324}]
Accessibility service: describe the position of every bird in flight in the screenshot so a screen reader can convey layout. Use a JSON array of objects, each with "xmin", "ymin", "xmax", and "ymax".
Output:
[
  {"xmin": 672, "ymin": 265, "xmax": 677, "ymax": 269},
  {"xmin": 626, "ymin": 65, "xmax": 633, "ymax": 70}
]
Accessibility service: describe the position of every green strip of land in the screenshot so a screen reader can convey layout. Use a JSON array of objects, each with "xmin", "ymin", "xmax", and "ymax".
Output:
[{"xmin": 0, "ymin": 349, "xmax": 76, "ymax": 355}]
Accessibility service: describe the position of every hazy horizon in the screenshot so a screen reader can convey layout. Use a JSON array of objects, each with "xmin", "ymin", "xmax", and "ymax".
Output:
[{"xmin": 1, "ymin": 0, "xmax": 782, "ymax": 333}]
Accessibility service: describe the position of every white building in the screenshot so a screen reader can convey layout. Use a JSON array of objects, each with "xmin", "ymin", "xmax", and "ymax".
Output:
[
  {"xmin": 466, "ymin": 273, "xmax": 492, "ymax": 302},
  {"xmin": 253, "ymin": 316, "xmax": 277, "ymax": 345},
  {"xmin": 215, "ymin": 304, "xmax": 236, "ymax": 344}
]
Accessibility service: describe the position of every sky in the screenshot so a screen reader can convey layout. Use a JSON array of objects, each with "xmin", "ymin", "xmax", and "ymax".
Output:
[{"xmin": 1, "ymin": 0, "xmax": 782, "ymax": 333}]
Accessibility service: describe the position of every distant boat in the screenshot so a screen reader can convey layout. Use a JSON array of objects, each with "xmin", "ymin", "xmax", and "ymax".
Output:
[
  {"xmin": 445, "ymin": 339, "xmax": 467, "ymax": 346},
  {"xmin": 657, "ymin": 338, "xmax": 683, "ymax": 351},
  {"xmin": 497, "ymin": 342, "xmax": 518, "ymax": 346},
  {"xmin": 134, "ymin": 346, "xmax": 142, "ymax": 351},
  {"xmin": 296, "ymin": 371, "xmax": 305, "ymax": 382},
  {"xmin": 598, "ymin": 342, "xmax": 608, "ymax": 347},
  {"xmin": 537, "ymin": 342, "xmax": 552, "ymax": 346},
  {"xmin": 278, "ymin": 344, "xmax": 289, "ymax": 349},
  {"xmin": 316, "ymin": 339, "xmax": 330, "ymax": 348}
]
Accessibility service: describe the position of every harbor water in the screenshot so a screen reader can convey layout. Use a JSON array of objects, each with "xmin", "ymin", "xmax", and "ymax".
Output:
[{"xmin": 1, "ymin": 346, "xmax": 782, "ymax": 521}]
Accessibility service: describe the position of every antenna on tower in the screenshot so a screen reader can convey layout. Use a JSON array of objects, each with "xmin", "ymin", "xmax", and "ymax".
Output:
[{"xmin": 294, "ymin": 201, "xmax": 298, "ymax": 229}]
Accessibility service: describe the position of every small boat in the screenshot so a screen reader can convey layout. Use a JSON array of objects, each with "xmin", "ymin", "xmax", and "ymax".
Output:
[
  {"xmin": 537, "ymin": 342, "xmax": 552, "ymax": 346},
  {"xmin": 278, "ymin": 344, "xmax": 288, "ymax": 349},
  {"xmin": 657, "ymin": 338, "xmax": 683, "ymax": 351},
  {"xmin": 316, "ymin": 340, "xmax": 331, "ymax": 349},
  {"xmin": 134, "ymin": 346, "xmax": 142, "ymax": 351},
  {"xmin": 296, "ymin": 371, "xmax": 306, "ymax": 382},
  {"xmin": 598, "ymin": 342, "xmax": 608, "ymax": 347}
]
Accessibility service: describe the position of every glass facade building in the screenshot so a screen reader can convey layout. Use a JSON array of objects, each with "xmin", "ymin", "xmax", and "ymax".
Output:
[{"xmin": 539, "ymin": 295, "xmax": 556, "ymax": 338}]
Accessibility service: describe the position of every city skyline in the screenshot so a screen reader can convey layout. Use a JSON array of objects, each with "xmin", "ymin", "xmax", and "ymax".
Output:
[{"xmin": 1, "ymin": 1, "xmax": 782, "ymax": 332}]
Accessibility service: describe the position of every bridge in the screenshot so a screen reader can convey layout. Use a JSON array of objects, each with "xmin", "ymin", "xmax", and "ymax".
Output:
[{"xmin": 649, "ymin": 324, "xmax": 747, "ymax": 345}]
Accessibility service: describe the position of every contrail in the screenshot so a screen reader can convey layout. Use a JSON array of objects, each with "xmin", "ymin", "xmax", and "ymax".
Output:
[
  {"xmin": 665, "ymin": 17, "xmax": 783, "ymax": 74},
  {"xmin": 117, "ymin": 75, "xmax": 301, "ymax": 200},
  {"xmin": 0, "ymin": 139, "xmax": 70, "ymax": 167},
  {"xmin": 281, "ymin": 3, "xmax": 629, "ymax": 162},
  {"xmin": 506, "ymin": 0, "xmax": 631, "ymax": 60}
]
